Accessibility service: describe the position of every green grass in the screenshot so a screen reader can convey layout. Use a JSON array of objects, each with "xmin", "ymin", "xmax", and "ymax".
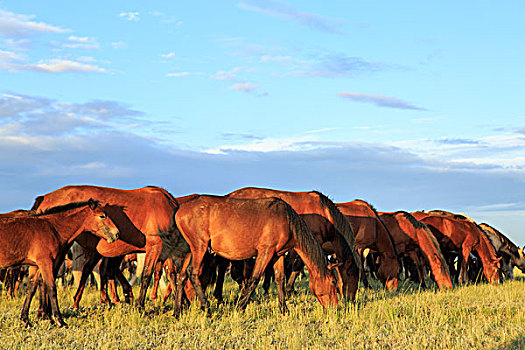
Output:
[{"xmin": 1, "ymin": 271, "xmax": 524, "ymax": 349}]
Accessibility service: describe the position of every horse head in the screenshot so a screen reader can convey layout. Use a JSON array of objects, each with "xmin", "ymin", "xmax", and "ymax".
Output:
[
  {"xmin": 87, "ymin": 199, "xmax": 120, "ymax": 243},
  {"xmin": 432, "ymin": 253, "xmax": 453, "ymax": 289},
  {"xmin": 309, "ymin": 266, "xmax": 338, "ymax": 308}
]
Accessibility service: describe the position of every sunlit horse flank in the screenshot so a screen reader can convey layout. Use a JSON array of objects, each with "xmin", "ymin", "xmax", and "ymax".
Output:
[
  {"xmin": 336, "ymin": 200, "xmax": 401, "ymax": 291},
  {"xmin": 479, "ymin": 223, "xmax": 525, "ymax": 279},
  {"xmin": 173, "ymin": 195, "xmax": 339, "ymax": 316},
  {"xmin": 227, "ymin": 187, "xmax": 361, "ymax": 301},
  {"xmin": 379, "ymin": 211, "xmax": 452, "ymax": 290},
  {"xmin": 31, "ymin": 185, "xmax": 190, "ymax": 309},
  {"xmin": 412, "ymin": 212, "xmax": 501, "ymax": 285},
  {"xmin": 0, "ymin": 199, "xmax": 119, "ymax": 327}
]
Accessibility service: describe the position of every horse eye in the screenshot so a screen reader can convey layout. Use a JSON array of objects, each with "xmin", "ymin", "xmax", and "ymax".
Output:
[{"xmin": 99, "ymin": 215, "xmax": 106, "ymax": 219}]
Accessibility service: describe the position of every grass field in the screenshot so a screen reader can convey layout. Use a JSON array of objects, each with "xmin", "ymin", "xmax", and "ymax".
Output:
[{"xmin": 1, "ymin": 271, "xmax": 524, "ymax": 350}]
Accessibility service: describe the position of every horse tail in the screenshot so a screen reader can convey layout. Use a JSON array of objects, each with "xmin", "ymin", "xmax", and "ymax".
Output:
[{"xmin": 31, "ymin": 196, "xmax": 44, "ymax": 211}]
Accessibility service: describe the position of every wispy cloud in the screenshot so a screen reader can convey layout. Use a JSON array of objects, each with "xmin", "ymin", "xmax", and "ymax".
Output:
[
  {"xmin": 21, "ymin": 59, "xmax": 106, "ymax": 73},
  {"xmin": 63, "ymin": 35, "xmax": 100, "ymax": 50},
  {"xmin": 211, "ymin": 67, "xmax": 242, "ymax": 81},
  {"xmin": 307, "ymin": 54, "xmax": 383, "ymax": 78},
  {"xmin": 238, "ymin": 0, "xmax": 342, "ymax": 34},
  {"xmin": 167, "ymin": 72, "xmax": 190, "ymax": 77},
  {"xmin": 0, "ymin": 9, "xmax": 68, "ymax": 37},
  {"xmin": 119, "ymin": 12, "xmax": 140, "ymax": 22},
  {"xmin": 161, "ymin": 52, "xmax": 175, "ymax": 58},
  {"xmin": 306, "ymin": 127, "xmax": 340, "ymax": 134},
  {"xmin": 338, "ymin": 92, "xmax": 427, "ymax": 111},
  {"xmin": 229, "ymin": 82, "xmax": 258, "ymax": 93}
]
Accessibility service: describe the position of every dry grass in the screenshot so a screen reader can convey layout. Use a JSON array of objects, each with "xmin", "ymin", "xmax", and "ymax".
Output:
[{"xmin": 1, "ymin": 270, "xmax": 524, "ymax": 349}]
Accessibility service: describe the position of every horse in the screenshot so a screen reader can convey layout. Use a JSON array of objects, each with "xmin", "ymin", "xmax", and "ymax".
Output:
[
  {"xmin": 31, "ymin": 185, "xmax": 190, "ymax": 309},
  {"xmin": 336, "ymin": 200, "xmax": 400, "ymax": 291},
  {"xmin": 378, "ymin": 211, "xmax": 452, "ymax": 290},
  {"xmin": 227, "ymin": 187, "xmax": 360, "ymax": 301},
  {"xmin": 172, "ymin": 195, "xmax": 339, "ymax": 316},
  {"xmin": 479, "ymin": 223, "xmax": 525, "ymax": 278},
  {"xmin": 0, "ymin": 199, "xmax": 119, "ymax": 327},
  {"xmin": 412, "ymin": 212, "xmax": 501, "ymax": 285}
]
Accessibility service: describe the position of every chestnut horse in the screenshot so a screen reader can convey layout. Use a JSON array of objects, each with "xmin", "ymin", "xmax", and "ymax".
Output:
[
  {"xmin": 31, "ymin": 185, "xmax": 189, "ymax": 309},
  {"xmin": 336, "ymin": 200, "xmax": 400, "ymax": 291},
  {"xmin": 173, "ymin": 195, "xmax": 339, "ymax": 316},
  {"xmin": 379, "ymin": 211, "xmax": 452, "ymax": 290},
  {"xmin": 479, "ymin": 223, "xmax": 525, "ymax": 278},
  {"xmin": 0, "ymin": 199, "xmax": 119, "ymax": 327},
  {"xmin": 228, "ymin": 187, "xmax": 360, "ymax": 301},
  {"xmin": 412, "ymin": 212, "xmax": 501, "ymax": 285}
]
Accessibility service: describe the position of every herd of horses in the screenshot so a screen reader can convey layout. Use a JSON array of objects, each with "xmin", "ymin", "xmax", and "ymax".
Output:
[{"xmin": 0, "ymin": 185, "xmax": 524, "ymax": 327}]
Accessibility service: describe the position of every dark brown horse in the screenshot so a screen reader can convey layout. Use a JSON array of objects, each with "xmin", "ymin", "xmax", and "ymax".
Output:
[
  {"xmin": 0, "ymin": 199, "xmax": 119, "ymax": 327},
  {"xmin": 31, "ymin": 185, "xmax": 189, "ymax": 309},
  {"xmin": 336, "ymin": 200, "xmax": 400, "ymax": 291},
  {"xmin": 173, "ymin": 195, "xmax": 339, "ymax": 316},
  {"xmin": 479, "ymin": 223, "xmax": 525, "ymax": 278},
  {"xmin": 379, "ymin": 211, "xmax": 452, "ymax": 290},
  {"xmin": 412, "ymin": 212, "xmax": 501, "ymax": 285},
  {"xmin": 227, "ymin": 187, "xmax": 360, "ymax": 300}
]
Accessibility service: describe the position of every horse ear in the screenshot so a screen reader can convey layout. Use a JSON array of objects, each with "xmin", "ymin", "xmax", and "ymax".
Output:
[
  {"xmin": 518, "ymin": 247, "xmax": 524, "ymax": 259},
  {"xmin": 88, "ymin": 198, "xmax": 98, "ymax": 209}
]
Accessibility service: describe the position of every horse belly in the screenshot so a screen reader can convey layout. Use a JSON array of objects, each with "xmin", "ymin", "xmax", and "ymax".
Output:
[{"xmin": 209, "ymin": 230, "xmax": 258, "ymax": 261}]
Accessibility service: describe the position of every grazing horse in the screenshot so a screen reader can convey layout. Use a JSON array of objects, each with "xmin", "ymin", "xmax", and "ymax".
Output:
[
  {"xmin": 412, "ymin": 212, "xmax": 501, "ymax": 285},
  {"xmin": 31, "ymin": 185, "xmax": 190, "ymax": 309},
  {"xmin": 336, "ymin": 200, "xmax": 400, "ymax": 291},
  {"xmin": 379, "ymin": 211, "xmax": 452, "ymax": 290},
  {"xmin": 479, "ymin": 223, "xmax": 525, "ymax": 278},
  {"xmin": 227, "ymin": 187, "xmax": 360, "ymax": 301},
  {"xmin": 173, "ymin": 195, "xmax": 339, "ymax": 316},
  {"xmin": 0, "ymin": 199, "xmax": 119, "ymax": 327}
]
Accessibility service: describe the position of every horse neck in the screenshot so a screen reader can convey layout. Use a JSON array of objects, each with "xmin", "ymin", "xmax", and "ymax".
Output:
[
  {"xmin": 42, "ymin": 207, "xmax": 92, "ymax": 245},
  {"xmin": 474, "ymin": 227, "xmax": 497, "ymax": 264}
]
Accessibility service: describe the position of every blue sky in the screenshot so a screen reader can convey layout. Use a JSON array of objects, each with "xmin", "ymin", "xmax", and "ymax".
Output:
[{"xmin": 1, "ymin": 1, "xmax": 524, "ymax": 243}]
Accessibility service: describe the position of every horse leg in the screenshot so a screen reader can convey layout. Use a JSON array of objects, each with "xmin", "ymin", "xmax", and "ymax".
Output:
[
  {"xmin": 20, "ymin": 267, "xmax": 40, "ymax": 327},
  {"xmin": 136, "ymin": 247, "xmax": 161, "ymax": 308},
  {"xmin": 407, "ymin": 251, "xmax": 427, "ymax": 289},
  {"xmin": 212, "ymin": 256, "xmax": 228, "ymax": 303},
  {"xmin": 73, "ymin": 253, "xmax": 102, "ymax": 309},
  {"xmin": 99, "ymin": 257, "xmax": 111, "ymax": 306},
  {"xmin": 38, "ymin": 259, "xmax": 67, "ymax": 327},
  {"xmin": 262, "ymin": 266, "xmax": 274, "ymax": 295},
  {"xmin": 114, "ymin": 262, "xmax": 134, "ymax": 304},
  {"xmin": 236, "ymin": 251, "xmax": 274, "ymax": 311},
  {"xmin": 37, "ymin": 277, "xmax": 52, "ymax": 320},
  {"xmin": 162, "ymin": 258, "xmax": 177, "ymax": 305},
  {"xmin": 459, "ymin": 245, "xmax": 473, "ymax": 285},
  {"xmin": 150, "ymin": 260, "xmax": 164, "ymax": 301},
  {"xmin": 173, "ymin": 254, "xmax": 192, "ymax": 317},
  {"xmin": 272, "ymin": 256, "xmax": 288, "ymax": 314}
]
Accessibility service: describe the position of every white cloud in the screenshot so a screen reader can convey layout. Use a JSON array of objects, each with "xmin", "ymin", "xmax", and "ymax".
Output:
[
  {"xmin": 161, "ymin": 52, "xmax": 175, "ymax": 58},
  {"xmin": 211, "ymin": 67, "xmax": 242, "ymax": 81},
  {"xmin": 167, "ymin": 72, "xmax": 190, "ymax": 77},
  {"xmin": 306, "ymin": 127, "xmax": 340, "ymax": 134},
  {"xmin": 229, "ymin": 82, "xmax": 257, "ymax": 93},
  {"xmin": 338, "ymin": 92, "xmax": 426, "ymax": 111},
  {"xmin": 63, "ymin": 35, "xmax": 99, "ymax": 49},
  {"xmin": 24, "ymin": 59, "xmax": 106, "ymax": 73},
  {"xmin": 111, "ymin": 41, "xmax": 126, "ymax": 49},
  {"xmin": 119, "ymin": 12, "xmax": 140, "ymax": 21},
  {"xmin": 0, "ymin": 9, "xmax": 68, "ymax": 37}
]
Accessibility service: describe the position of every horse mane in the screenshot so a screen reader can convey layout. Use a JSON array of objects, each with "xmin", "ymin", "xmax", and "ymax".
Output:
[
  {"xmin": 34, "ymin": 200, "xmax": 98, "ymax": 216},
  {"xmin": 396, "ymin": 211, "xmax": 443, "ymax": 254},
  {"xmin": 283, "ymin": 199, "xmax": 329, "ymax": 278},
  {"xmin": 480, "ymin": 223, "xmax": 520, "ymax": 253}
]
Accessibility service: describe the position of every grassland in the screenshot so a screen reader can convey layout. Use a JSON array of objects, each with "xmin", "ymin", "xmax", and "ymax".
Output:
[{"xmin": 1, "ymin": 271, "xmax": 524, "ymax": 350}]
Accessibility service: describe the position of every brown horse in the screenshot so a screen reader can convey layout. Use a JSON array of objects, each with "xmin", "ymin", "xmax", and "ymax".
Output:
[
  {"xmin": 412, "ymin": 212, "xmax": 501, "ymax": 284},
  {"xmin": 479, "ymin": 223, "xmax": 525, "ymax": 278},
  {"xmin": 336, "ymin": 200, "xmax": 400, "ymax": 291},
  {"xmin": 0, "ymin": 199, "xmax": 119, "ymax": 327},
  {"xmin": 31, "ymin": 185, "xmax": 189, "ymax": 309},
  {"xmin": 173, "ymin": 195, "xmax": 339, "ymax": 316},
  {"xmin": 227, "ymin": 187, "xmax": 360, "ymax": 300},
  {"xmin": 379, "ymin": 211, "xmax": 452, "ymax": 290}
]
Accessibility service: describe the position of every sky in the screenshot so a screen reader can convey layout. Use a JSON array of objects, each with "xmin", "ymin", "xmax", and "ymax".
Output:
[{"xmin": 0, "ymin": 1, "xmax": 524, "ymax": 243}]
